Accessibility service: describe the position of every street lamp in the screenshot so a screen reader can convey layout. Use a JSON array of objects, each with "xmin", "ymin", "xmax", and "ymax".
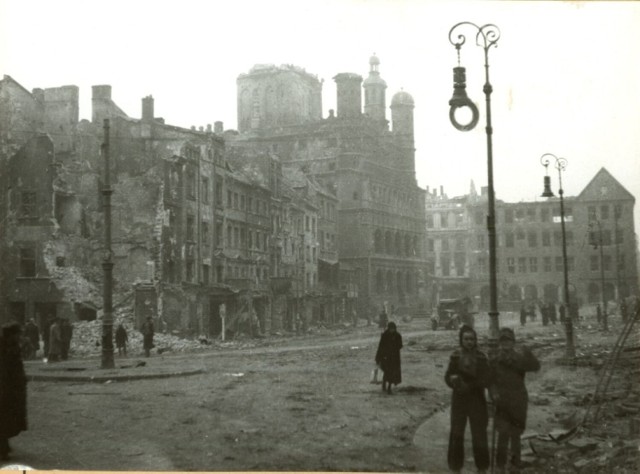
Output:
[
  {"xmin": 540, "ymin": 153, "xmax": 575, "ymax": 359},
  {"xmin": 448, "ymin": 22, "xmax": 501, "ymax": 349},
  {"xmin": 101, "ymin": 119, "xmax": 115, "ymax": 369}
]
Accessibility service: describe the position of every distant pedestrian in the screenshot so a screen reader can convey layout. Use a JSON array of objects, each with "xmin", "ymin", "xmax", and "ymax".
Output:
[
  {"xmin": 445, "ymin": 325, "xmax": 490, "ymax": 473},
  {"xmin": 24, "ymin": 319, "xmax": 40, "ymax": 359},
  {"xmin": 48, "ymin": 318, "xmax": 62, "ymax": 362},
  {"xmin": 140, "ymin": 316, "xmax": 155, "ymax": 357},
  {"xmin": 378, "ymin": 306, "xmax": 388, "ymax": 330},
  {"xmin": 0, "ymin": 322, "xmax": 28, "ymax": 461},
  {"xmin": 489, "ymin": 327, "xmax": 540, "ymax": 473},
  {"xmin": 519, "ymin": 304, "xmax": 527, "ymax": 327},
  {"xmin": 549, "ymin": 303, "xmax": 557, "ymax": 325},
  {"xmin": 60, "ymin": 318, "xmax": 73, "ymax": 360},
  {"xmin": 375, "ymin": 321, "xmax": 403, "ymax": 394},
  {"xmin": 115, "ymin": 323, "xmax": 128, "ymax": 357}
]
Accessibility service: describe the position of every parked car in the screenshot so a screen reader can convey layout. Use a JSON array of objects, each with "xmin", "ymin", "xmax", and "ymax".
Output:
[{"xmin": 430, "ymin": 297, "xmax": 475, "ymax": 330}]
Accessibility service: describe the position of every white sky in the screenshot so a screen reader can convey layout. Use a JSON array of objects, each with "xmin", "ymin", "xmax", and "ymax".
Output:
[{"xmin": 2, "ymin": 0, "xmax": 640, "ymax": 237}]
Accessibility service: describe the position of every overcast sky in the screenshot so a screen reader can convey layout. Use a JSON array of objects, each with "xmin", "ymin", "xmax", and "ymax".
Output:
[{"xmin": 2, "ymin": 0, "xmax": 640, "ymax": 236}]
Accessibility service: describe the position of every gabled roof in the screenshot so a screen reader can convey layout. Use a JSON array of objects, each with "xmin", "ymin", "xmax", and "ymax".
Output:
[{"xmin": 577, "ymin": 167, "xmax": 635, "ymax": 202}]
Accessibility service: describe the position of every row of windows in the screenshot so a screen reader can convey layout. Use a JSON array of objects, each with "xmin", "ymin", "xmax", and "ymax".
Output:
[
  {"xmin": 373, "ymin": 230, "xmax": 421, "ymax": 257},
  {"xmin": 226, "ymin": 190, "xmax": 269, "ymax": 216},
  {"xmin": 427, "ymin": 228, "xmax": 624, "ymax": 253},
  {"xmin": 426, "ymin": 206, "xmax": 576, "ymax": 229}
]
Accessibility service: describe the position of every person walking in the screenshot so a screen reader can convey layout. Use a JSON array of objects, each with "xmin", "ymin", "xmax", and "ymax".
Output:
[
  {"xmin": 24, "ymin": 319, "xmax": 40, "ymax": 360},
  {"xmin": 48, "ymin": 318, "xmax": 62, "ymax": 362},
  {"xmin": 375, "ymin": 321, "xmax": 403, "ymax": 394},
  {"xmin": 140, "ymin": 316, "xmax": 155, "ymax": 357},
  {"xmin": 0, "ymin": 322, "xmax": 28, "ymax": 461},
  {"xmin": 445, "ymin": 325, "xmax": 490, "ymax": 474},
  {"xmin": 115, "ymin": 323, "xmax": 128, "ymax": 357},
  {"xmin": 378, "ymin": 305, "xmax": 388, "ymax": 330},
  {"xmin": 519, "ymin": 303, "xmax": 527, "ymax": 327},
  {"xmin": 489, "ymin": 327, "xmax": 540, "ymax": 473}
]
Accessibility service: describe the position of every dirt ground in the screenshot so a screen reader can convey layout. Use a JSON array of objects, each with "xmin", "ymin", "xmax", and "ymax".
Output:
[{"xmin": 6, "ymin": 311, "xmax": 640, "ymax": 472}]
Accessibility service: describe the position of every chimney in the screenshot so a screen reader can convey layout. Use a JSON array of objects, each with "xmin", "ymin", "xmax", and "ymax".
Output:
[
  {"xmin": 92, "ymin": 85, "xmax": 112, "ymax": 100},
  {"xmin": 142, "ymin": 95, "xmax": 154, "ymax": 121},
  {"xmin": 214, "ymin": 121, "xmax": 223, "ymax": 133}
]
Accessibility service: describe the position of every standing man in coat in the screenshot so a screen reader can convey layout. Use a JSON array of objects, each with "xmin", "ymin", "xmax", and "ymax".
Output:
[
  {"xmin": 490, "ymin": 327, "xmax": 540, "ymax": 473},
  {"xmin": 48, "ymin": 318, "xmax": 62, "ymax": 362},
  {"xmin": 445, "ymin": 325, "xmax": 490, "ymax": 474},
  {"xmin": 0, "ymin": 322, "xmax": 28, "ymax": 461},
  {"xmin": 60, "ymin": 318, "xmax": 73, "ymax": 360},
  {"xmin": 141, "ymin": 316, "xmax": 155, "ymax": 357},
  {"xmin": 375, "ymin": 321, "xmax": 403, "ymax": 394},
  {"xmin": 24, "ymin": 319, "xmax": 40, "ymax": 360}
]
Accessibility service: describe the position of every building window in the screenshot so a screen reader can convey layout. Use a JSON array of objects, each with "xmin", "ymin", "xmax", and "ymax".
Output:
[
  {"xmin": 427, "ymin": 239, "xmax": 434, "ymax": 252},
  {"xmin": 475, "ymin": 210, "xmax": 484, "ymax": 226},
  {"xmin": 201, "ymin": 221, "xmax": 209, "ymax": 245},
  {"xmin": 233, "ymin": 193, "xmax": 239, "ymax": 209},
  {"xmin": 476, "ymin": 234, "xmax": 485, "ymax": 250},
  {"xmin": 555, "ymin": 257, "xmax": 563, "ymax": 272},
  {"xmin": 614, "ymin": 204, "xmax": 622, "ymax": 219},
  {"xmin": 543, "ymin": 257, "xmax": 552, "ymax": 272},
  {"xmin": 186, "ymin": 215, "xmax": 195, "ymax": 241},
  {"xmin": 441, "ymin": 239, "xmax": 450, "ymax": 252},
  {"xmin": 478, "ymin": 257, "xmax": 487, "ymax": 274},
  {"xmin": 590, "ymin": 255, "xmax": 599, "ymax": 271},
  {"xmin": 248, "ymin": 197, "xmax": 253, "ymax": 213},
  {"xmin": 440, "ymin": 213, "xmax": 449, "ymax": 228},
  {"xmin": 202, "ymin": 264, "xmax": 210, "ymax": 285},
  {"xmin": 19, "ymin": 247, "xmax": 36, "ymax": 277},
  {"xmin": 529, "ymin": 257, "xmax": 538, "ymax": 273},
  {"xmin": 20, "ymin": 192, "xmax": 37, "ymax": 218},
  {"xmin": 505, "ymin": 233, "xmax": 514, "ymax": 248},
  {"xmin": 234, "ymin": 227, "xmax": 239, "ymax": 247},
  {"xmin": 516, "ymin": 230, "xmax": 525, "ymax": 241},
  {"xmin": 600, "ymin": 205, "xmax": 609, "ymax": 220},
  {"xmin": 426, "ymin": 214, "xmax": 434, "ymax": 228},
  {"xmin": 526, "ymin": 208, "xmax": 536, "ymax": 222},
  {"xmin": 554, "ymin": 231, "xmax": 562, "ymax": 246},
  {"xmin": 240, "ymin": 195, "xmax": 245, "ymax": 210},
  {"xmin": 602, "ymin": 230, "xmax": 611, "ymax": 246},
  {"xmin": 568, "ymin": 256, "xmax": 575, "ymax": 271},
  {"xmin": 615, "ymin": 229, "xmax": 624, "ymax": 244},
  {"xmin": 528, "ymin": 231, "xmax": 537, "ymax": 248},
  {"xmin": 504, "ymin": 209, "xmax": 514, "ymax": 224},
  {"xmin": 186, "ymin": 259, "xmax": 195, "ymax": 282},
  {"xmin": 566, "ymin": 231, "xmax": 574, "ymax": 246},
  {"xmin": 540, "ymin": 208, "xmax": 550, "ymax": 223},
  {"xmin": 588, "ymin": 206, "xmax": 597, "ymax": 220},
  {"xmin": 227, "ymin": 190, "xmax": 232, "ymax": 207},
  {"xmin": 215, "ymin": 221, "xmax": 223, "ymax": 247},
  {"xmin": 617, "ymin": 254, "xmax": 626, "ymax": 272},
  {"xmin": 441, "ymin": 256, "xmax": 450, "ymax": 277},
  {"xmin": 542, "ymin": 231, "xmax": 551, "ymax": 247},
  {"xmin": 201, "ymin": 177, "xmax": 209, "ymax": 203},
  {"xmin": 186, "ymin": 169, "xmax": 196, "ymax": 200},
  {"xmin": 518, "ymin": 257, "xmax": 526, "ymax": 273},
  {"xmin": 226, "ymin": 226, "xmax": 232, "ymax": 247},
  {"xmin": 507, "ymin": 257, "xmax": 515, "ymax": 274},
  {"xmin": 603, "ymin": 255, "xmax": 611, "ymax": 271}
]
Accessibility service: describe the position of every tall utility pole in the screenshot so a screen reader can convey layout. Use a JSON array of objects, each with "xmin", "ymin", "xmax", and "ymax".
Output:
[{"xmin": 101, "ymin": 119, "xmax": 115, "ymax": 369}]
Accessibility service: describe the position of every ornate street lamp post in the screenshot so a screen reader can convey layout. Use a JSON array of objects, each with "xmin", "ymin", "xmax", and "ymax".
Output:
[
  {"xmin": 540, "ymin": 153, "xmax": 576, "ymax": 359},
  {"xmin": 448, "ymin": 22, "xmax": 501, "ymax": 349},
  {"xmin": 101, "ymin": 119, "xmax": 115, "ymax": 369}
]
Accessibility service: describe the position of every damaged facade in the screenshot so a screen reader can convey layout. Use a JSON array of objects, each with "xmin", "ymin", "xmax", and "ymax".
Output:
[
  {"xmin": 0, "ymin": 74, "xmax": 348, "ymax": 335},
  {"xmin": 228, "ymin": 56, "xmax": 429, "ymax": 318}
]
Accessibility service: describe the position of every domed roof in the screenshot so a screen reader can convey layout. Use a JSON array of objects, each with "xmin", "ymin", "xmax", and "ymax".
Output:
[
  {"xmin": 391, "ymin": 90, "xmax": 414, "ymax": 107},
  {"xmin": 369, "ymin": 54, "xmax": 380, "ymax": 66}
]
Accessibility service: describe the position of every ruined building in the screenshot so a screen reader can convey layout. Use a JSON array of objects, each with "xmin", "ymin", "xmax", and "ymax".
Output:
[{"xmin": 0, "ymin": 74, "xmax": 335, "ymax": 335}]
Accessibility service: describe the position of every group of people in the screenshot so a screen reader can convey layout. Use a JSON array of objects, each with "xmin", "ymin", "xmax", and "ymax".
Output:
[
  {"xmin": 16, "ymin": 317, "xmax": 74, "ymax": 362},
  {"xmin": 445, "ymin": 325, "xmax": 540, "ymax": 474}
]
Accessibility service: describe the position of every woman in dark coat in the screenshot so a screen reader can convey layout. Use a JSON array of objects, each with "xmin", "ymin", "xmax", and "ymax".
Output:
[
  {"xmin": 140, "ymin": 316, "xmax": 154, "ymax": 357},
  {"xmin": 0, "ymin": 323, "xmax": 28, "ymax": 460},
  {"xmin": 115, "ymin": 323, "xmax": 128, "ymax": 357},
  {"xmin": 445, "ymin": 324, "xmax": 490, "ymax": 473},
  {"xmin": 375, "ymin": 321, "xmax": 402, "ymax": 394},
  {"xmin": 490, "ymin": 327, "xmax": 540, "ymax": 472}
]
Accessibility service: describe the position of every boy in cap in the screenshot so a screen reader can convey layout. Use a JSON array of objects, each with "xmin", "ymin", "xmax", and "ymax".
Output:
[{"xmin": 490, "ymin": 327, "xmax": 540, "ymax": 473}]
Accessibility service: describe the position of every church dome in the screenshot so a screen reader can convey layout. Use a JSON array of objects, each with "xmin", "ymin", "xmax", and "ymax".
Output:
[
  {"xmin": 369, "ymin": 54, "xmax": 380, "ymax": 66},
  {"xmin": 391, "ymin": 90, "xmax": 414, "ymax": 107}
]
